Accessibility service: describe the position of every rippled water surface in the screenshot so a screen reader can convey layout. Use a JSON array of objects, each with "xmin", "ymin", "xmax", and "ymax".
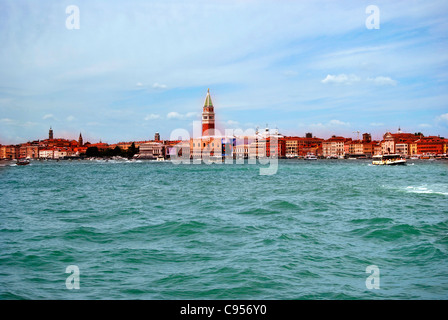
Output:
[{"xmin": 1, "ymin": 159, "xmax": 447, "ymax": 299}]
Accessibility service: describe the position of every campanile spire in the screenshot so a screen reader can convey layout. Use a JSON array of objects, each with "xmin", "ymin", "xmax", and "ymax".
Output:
[{"xmin": 202, "ymin": 89, "xmax": 215, "ymax": 136}]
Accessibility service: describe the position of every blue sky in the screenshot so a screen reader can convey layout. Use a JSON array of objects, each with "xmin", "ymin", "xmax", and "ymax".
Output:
[{"xmin": 1, "ymin": 0, "xmax": 447, "ymax": 144}]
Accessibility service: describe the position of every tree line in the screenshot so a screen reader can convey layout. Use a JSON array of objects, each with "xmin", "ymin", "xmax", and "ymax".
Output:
[{"xmin": 83, "ymin": 143, "xmax": 139, "ymax": 159}]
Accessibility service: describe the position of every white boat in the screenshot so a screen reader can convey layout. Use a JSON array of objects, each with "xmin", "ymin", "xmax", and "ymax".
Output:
[
  {"xmin": 304, "ymin": 154, "xmax": 318, "ymax": 160},
  {"xmin": 372, "ymin": 154, "xmax": 406, "ymax": 166}
]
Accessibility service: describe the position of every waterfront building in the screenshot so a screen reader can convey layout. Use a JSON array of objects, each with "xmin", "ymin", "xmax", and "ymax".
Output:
[
  {"xmin": 285, "ymin": 138, "xmax": 299, "ymax": 158},
  {"xmin": 1, "ymin": 145, "xmax": 20, "ymax": 160},
  {"xmin": 373, "ymin": 141, "xmax": 383, "ymax": 156},
  {"xmin": 248, "ymin": 127, "xmax": 285, "ymax": 158},
  {"xmin": 39, "ymin": 149, "xmax": 54, "ymax": 159},
  {"xmin": 416, "ymin": 136, "xmax": 446, "ymax": 155},
  {"xmin": 190, "ymin": 137, "xmax": 222, "ymax": 159},
  {"xmin": 138, "ymin": 142, "xmax": 165, "ymax": 159},
  {"xmin": 163, "ymin": 140, "xmax": 182, "ymax": 159},
  {"xmin": 409, "ymin": 142, "xmax": 418, "ymax": 156},
  {"xmin": 19, "ymin": 144, "xmax": 39, "ymax": 159},
  {"xmin": 54, "ymin": 148, "xmax": 69, "ymax": 159},
  {"xmin": 344, "ymin": 139, "xmax": 351, "ymax": 156},
  {"xmin": 382, "ymin": 132, "xmax": 395, "ymax": 154},
  {"xmin": 234, "ymin": 144, "xmax": 250, "ymax": 159},
  {"xmin": 285, "ymin": 135, "xmax": 323, "ymax": 157},
  {"xmin": 395, "ymin": 143, "xmax": 409, "ymax": 156},
  {"xmin": 348, "ymin": 140, "xmax": 364, "ymax": 157},
  {"xmin": 322, "ymin": 136, "xmax": 346, "ymax": 157}
]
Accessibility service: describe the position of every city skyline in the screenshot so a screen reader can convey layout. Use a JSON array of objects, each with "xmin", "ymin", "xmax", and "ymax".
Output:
[{"xmin": 1, "ymin": 0, "xmax": 448, "ymax": 145}]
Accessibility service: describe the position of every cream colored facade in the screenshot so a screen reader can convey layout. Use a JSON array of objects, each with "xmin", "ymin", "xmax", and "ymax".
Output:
[
  {"xmin": 249, "ymin": 140, "xmax": 267, "ymax": 158},
  {"xmin": 382, "ymin": 132, "xmax": 395, "ymax": 154},
  {"xmin": 322, "ymin": 139, "xmax": 345, "ymax": 157},
  {"xmin": 395, "ymin": 143, "xmax": 408, "ymax": 156},
  {"xmin": 39, "ymin": 149, "xmax": 54, "ymax": 159},
  {"xmin": 235, "ymin": 144, "xmax": 249, "ymax": 159},
  {"xmin": 285, "ymin": 140, "xmax": 298, "ymax": 158},
  {"xmin": 409, "ymin": 143, "xmax": 417, "ymax": 155},
  {"xmin": 190, "ymin": 137, "xmax": 222, "ymax": 159},
  {"xmin": 349, "ymin": 141, "xmax": 364, "ymax": 155}
]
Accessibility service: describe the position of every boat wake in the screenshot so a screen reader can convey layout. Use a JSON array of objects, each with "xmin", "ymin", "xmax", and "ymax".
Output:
[
  {"xmin": 404, "ymin": 185, "xmax": 448, "ymax": 196},
  {"xmin": 382, "ymin": 184, "xmax": 448, "ymax": 196}
]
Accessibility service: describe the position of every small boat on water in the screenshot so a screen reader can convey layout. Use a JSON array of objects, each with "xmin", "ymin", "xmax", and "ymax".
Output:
[
  {"xmin": 372, "ymin": 154, "xmax": 406, "ymax": 166},
  {"xmin": 16, "ymin": 159, "xmax": 30, "ymax": 166},
  {"xmin": 304, "ymin": 154, "xmax": 318, "ymax": 160}
]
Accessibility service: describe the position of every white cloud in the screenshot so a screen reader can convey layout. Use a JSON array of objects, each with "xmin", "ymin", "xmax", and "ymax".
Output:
[
  {"xmin": 308, "ymin": 119, "xmax": 350, "ymax": 128},
  {"xmin": 328, "ymin": 119, "xmax": 350, "ymax": 126},
  {"xmin": 0, "ymin": 118, "xmax": 37, "ymax": 127},
  {"xmin": 436, "ymin": 113, "xmax": 448, "ymax": 125},
  {"xmin": 167, "ymin": 111, "xmax": 198, "ymax": 120},
  {"xmin": 153, "ymin": 82, "xmax": 167, "ymax": 89},
  {"xmin": 370, "ymin": 122, "xmax": 385, "ymax": 126},
  {"xmin": 144, "ymin": 113, "xmax": 161, "ymax": 120},
  {"xmin": 43, "ymin": 114, "xmax": 56, "ymax": 120},
  {"xmin": 418, "ymin": 123, "xmax": 432, "ymax": 128},
  {"xmin": 66, "ymin": 115, "xmax": 75, "ymax": 121},
  {"xmin": 167, "ymin": 112, "xmax": 183, "ymax": 119},
  {"xmin": 136, "ymin": 82, "xmax": 143, "ymax": 87},
  {"xmin": 321, "ymin": 74, "xmax": 397, "ymax": 86},
  {"xmin": 321, "ymin": 74, "xmax": 361, "ymax": 85},
  {"xmin": 366, "ymin": 76, "xmax": 397, "ymax": 86}
]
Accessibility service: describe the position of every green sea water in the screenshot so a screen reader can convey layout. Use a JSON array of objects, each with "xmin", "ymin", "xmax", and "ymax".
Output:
[{"xmin": 0, "ymin": 159, "xmax": 447, "ymax": 299}]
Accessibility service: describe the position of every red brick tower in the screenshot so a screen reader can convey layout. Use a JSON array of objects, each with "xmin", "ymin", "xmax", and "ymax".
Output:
[{"xmin": 202, "ymin": 88, "xmax": 215, "ymax": 136}]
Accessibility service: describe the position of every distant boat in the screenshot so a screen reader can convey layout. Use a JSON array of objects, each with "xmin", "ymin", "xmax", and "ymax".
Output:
[
  {"xmin": 16, "ymin": 159, "xmax": 30, "ymax": 166},
  {"xmin": 304, "ymin": 154, "xmax": 318, "ymax": 160},
  {"xmin": 372, "ymin": 154, "xmax": 406, "ymax": 166}
]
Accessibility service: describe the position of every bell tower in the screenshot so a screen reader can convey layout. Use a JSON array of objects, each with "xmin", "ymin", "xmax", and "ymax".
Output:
[
  {"xmin": 78, "ymin": 133, "xmax": 83, "ymax": 147},
  {"xmin": 49, "ymin": 127, "xmax": 53, "ymax": 140},
  {"xmin": 202, "ymin": 88, "xmax": 215, "ymax": 136}
]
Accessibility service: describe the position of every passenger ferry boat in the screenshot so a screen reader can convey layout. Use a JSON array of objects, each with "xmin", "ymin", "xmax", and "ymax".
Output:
[
  {"xmin": 304, "ymin": 154, "xmax": 318, "ymax": 160},
  {"xmin": 372, "ymin": 154, "xmax": 406, "ymax": 166}
]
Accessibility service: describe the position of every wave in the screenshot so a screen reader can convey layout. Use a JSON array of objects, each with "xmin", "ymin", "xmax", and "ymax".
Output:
[
  {"xmin": 265, "ymin": 199, "xmax": 300, "ymax": 210},
  {"xmin": 238, "ymin": 208, "xmax": 280, "ymax": 215},
  {"xmin": 120, "ymin": 220, "xmax": 207, "ymax": 238},
  {"xmin": 404, "ymin": 185, "xmax": 448, "ymax": 196},
  {"xmin": 350, "ymin": 223, "xmax": 421, "ymax": 241},
  {"xmin": 382, "ymin": 184, "xmax": 448, "ymax": 196}
]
